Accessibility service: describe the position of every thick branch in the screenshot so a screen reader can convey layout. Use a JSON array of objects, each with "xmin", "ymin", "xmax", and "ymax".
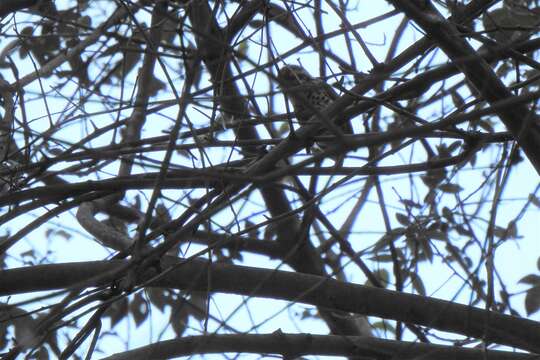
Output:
[
  {"xmin": 187, "ymin": 0, "xmax": 367, "ymax": 336},
  {"xmin": 2, "ymin": 257, "xmax": 540, "ymax": 352},
  {"xmin": 389, "ymin": 0, "xmax": 540, "ymax": 174},
  {"xmin": 0, "ymin": 0, "xmax": 39, "ymax": 17},
  {"xmin": 103, "ymin": 333, "xmax": 539, "ymax": 360}
]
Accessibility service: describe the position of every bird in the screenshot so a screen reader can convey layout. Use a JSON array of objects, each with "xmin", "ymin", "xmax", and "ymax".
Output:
[{"xmin": 277, "ymin": 64, "xmax": 353, "ymax": 163}]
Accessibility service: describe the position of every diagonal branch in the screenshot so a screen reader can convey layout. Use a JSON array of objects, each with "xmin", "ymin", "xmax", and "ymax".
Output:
[
  {"xmin": 388, "ymin": 0, "xmax": 540, "ymax": 175},
  {"xmin": 187, "ymin": 0, "xmax": 368, "ymax": 336}
]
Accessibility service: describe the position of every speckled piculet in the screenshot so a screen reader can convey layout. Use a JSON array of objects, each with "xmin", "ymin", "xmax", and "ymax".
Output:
[{"xmin": 277, "ymin": 65, "xmax": 353, "ymax": 162}]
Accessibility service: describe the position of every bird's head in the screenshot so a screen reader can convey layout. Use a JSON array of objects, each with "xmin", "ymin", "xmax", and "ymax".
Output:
[{"xmin": 277, "ymin": 65, "xmax": 314, "ymax": 88}]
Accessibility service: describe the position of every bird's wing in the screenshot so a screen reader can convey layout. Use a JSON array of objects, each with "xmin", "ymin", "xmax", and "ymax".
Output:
[
  {"xmin": 320, "ymin": 80, "xmax": 339, "ymax": 100},
  {"xmin": 319, "ymin": 81, "xmax": 353, "ymax": 134}
]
